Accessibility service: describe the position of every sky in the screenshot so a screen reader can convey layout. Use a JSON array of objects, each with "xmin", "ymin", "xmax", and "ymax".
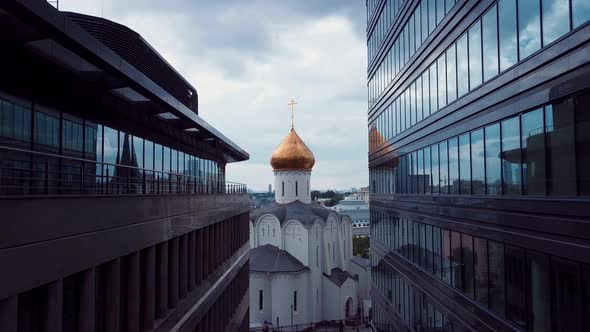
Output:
[{"xmin": 58, "ymin": 0, "xmax": 369, "ymax": 192}]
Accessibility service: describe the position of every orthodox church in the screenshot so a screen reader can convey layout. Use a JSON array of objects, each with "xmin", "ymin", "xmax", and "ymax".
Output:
[{"xmin": 249, "ymin": 107, "xmax": 362, "ymax": 329}]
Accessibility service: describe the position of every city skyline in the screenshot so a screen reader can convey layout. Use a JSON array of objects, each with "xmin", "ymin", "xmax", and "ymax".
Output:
[{"xmin": 57, "ymin": 0, "xmax": 370, "ymax": 191}]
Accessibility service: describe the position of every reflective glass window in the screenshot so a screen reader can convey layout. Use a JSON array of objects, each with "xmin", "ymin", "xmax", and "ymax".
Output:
[
  {"xmin": 448, "ymin": 137, "xmax": 459, "ymax": 194},
  {"xmin": 144, "ymin": 140, "xmax": 154, "ymax": 171},
  {"xmin": 499, "ymin": 0, "xmax": 518, "ymax": 70},
  {"xmin": 551, "ymin": 258, "xmax": 582, "ymax": 331},
  {"xmin": 439, "ymin": 141, "xmax": 449, "ymax": 194},
  {"xmin": 442, "ymin": 230, "xmax": 452, "ymax": 284},
  {"xmin": 489, "ymin": 241, "xmax": 506, "ymax": 317},
  {"xmin": 409, "ymin": 14, "xmax": 415, "ymax": 55},
  {"xmin": 482, "ymin": 5, "xmax": 499, "ymax": 81},
  {"xmin": 521, "ymin": 108, "xmax": 546, "ymax": 195},
  {"xmin": 132, "ymin": 136, "xmax": 143, "ymax": 169},
  {"xmin": 437, "ymin": 55, "xmax": 447, "ymax": 109},
  {"xmin": 421, "ymin": 1, "xmax": 428, "ymax": 43},
  {"xmin": 428, "ymin": 0, "xmax": 436, "ymax": 34},
  {"xmin": 473, "ymin": 237, "xmax": 489, "ymax": 306},
  {"xmin": 526, "ymin": 251, "xmax": 552, "ymax": 331},
  {"xmin": 545, "ymin": 100, "xmax": 576, "ymax": 195},
  {"xmin": 416, "ymin": 76, "xmax": 423, "ymax": 122},
  {"xmin": 576, "ymin": 91, "xmax": 590, "ymax": 195},
  {"xmin": 102, "ymin": 126, "xmax": 118, "ymax": 179},
  {"xmin": 422, "ymin": 71, "xmax": 430, "ymax": 117},
  {"xmin": 431, "ymin": 144, "xmax": 440, "ymax": 194},
  {"xmin": 485, "ymin": 123, "xmax": 501, "ymax": 195},
  {"xmin": 154, "ymin": 144, "xmax": 162, "ymax": 172},
  {"xmin": 471, "ymin": 129, "xmax": 485, "ymax": 195},
  {"xmin": 542, "ymin": 0, "xmax": 570, "ymax": 45},
  {"xmin": 518, "ymin": 0, "xmax": 541, "ymax": 60},
  {"xmin": 469, "ymin": 21, "xmax": 483, "ymax": 90},
  {"xmin": 409, "ymin": 83, "xmax": 415, "ymax": 126},
  {"xmin": 445, "ymin": 0, "xmax": 454, "ymax": 14},
  {"xmin": 501, "ymin": 117, "xmax": 522, "ymax": 195},
  {"xmin": 456, "ymin": 34, "xmax": 469, "ymax": 97},
  {"xmin": 446, "ymin": 44, "xmax": 457, "ymax": 103},
  {"xmin": 506, "ymin": 246, "xmax": 526, "ymax": 328},
  {"xmin": 459, "ymin": 133, "xmax": 471, "ymax": 194},
  {"xmin": 573, "ymin": 0, "xmax": 590, "ymax": 28},
  {"xmin": 417, "ymin": 149, "xmax": 424, "ymax": 194},
  {"xmin": 0, "ymin": 100, "xmax": 14, "ymax": 140},
  {"xmin": 432, "ymin": 227, "xmax": 442, "ymax": 278},
  {"xmin": 436, "ymin": 0, "xmax": 445, "ymax": 25},
  {"xmin": 424, "ymin": 146, "xmax": 432, "ymax": 194},
  {"xmin": 163, "ymin": 146, "xmax": 171, "ymax": 173},
  {"xmin": 94, "ymin": 125, "xmax": 103, "ymax": 177},
  {"xmin": 450, "ymin": 231, "xmax": 462, "ymax": 289},
  {"xmin": 34, "ymin": 111, "xmax": 60, "ymax": 149},
  {"xmin": 429, "ymin": 63, "xmax": 438, "ymax": 113},
  {"xmin": 462, "ymin": 234, "xmax": 475, "ymax": 298},
  {"xmin": 62, "ymin": 118, "xmax": 83, "ymax": 154}
]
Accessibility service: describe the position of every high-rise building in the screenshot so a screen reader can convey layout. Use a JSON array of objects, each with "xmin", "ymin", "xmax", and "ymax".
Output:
[
  {"xmin": 366, "ymin": 0, "xmax": 590, "ymax": 331},
  {"xmin": 0, "ymin": 2, "xmax": 249, "ymax": 331},
  {"xmin": 268, "ymin": 184, "xmax": 272, "ymax": 193}
]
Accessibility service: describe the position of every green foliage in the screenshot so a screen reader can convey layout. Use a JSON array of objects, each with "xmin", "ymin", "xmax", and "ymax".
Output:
[{"xmin": 353, "ymin": 236, "xmax": 371, "ymax": 259}]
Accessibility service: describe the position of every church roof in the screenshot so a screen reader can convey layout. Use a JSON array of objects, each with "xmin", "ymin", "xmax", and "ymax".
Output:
[
  {"xmin": 250, "ymin": 200, "xmax": 338, "ymax": 228},
  {"xmin": 324, "ymin": 268, "xmax": 357, "ymax": 287},
  {"xmin": 250, "ymin": 244, "xmax": 308, "ymax": 273},
  {"xmin": 270, "ymin": 128, "xmax": 315, "ymax": 171}
]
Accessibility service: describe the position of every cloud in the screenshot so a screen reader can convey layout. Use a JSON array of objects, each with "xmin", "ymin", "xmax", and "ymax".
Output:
[{"xmin": 59, "ymin": 0, "xmax": 369, "ymax": 191}]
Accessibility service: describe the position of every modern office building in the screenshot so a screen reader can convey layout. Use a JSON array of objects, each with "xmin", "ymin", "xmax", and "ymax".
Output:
[
  {"xmin": 0, "ymin": 1, "xmax": 249, "ymax": 331},
  {"xmin": 366, "ymin": 0, "xmax": 590, "ymax": 331}
]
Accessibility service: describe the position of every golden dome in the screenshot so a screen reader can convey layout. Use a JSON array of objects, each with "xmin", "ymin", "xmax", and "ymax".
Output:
[{"xmin": 271, "ymin": 128, "xmax": 315, "ymax": 171}]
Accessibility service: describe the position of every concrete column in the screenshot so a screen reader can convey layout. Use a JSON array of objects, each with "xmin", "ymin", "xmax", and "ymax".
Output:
[
  {"xmin": 142, "ymin": 246, "xmax": 155, "ymax": 330},
  {"xmin": 188, "ymin": 231, "xmax": 196, "ymax": 291},
  {"xmin": 79, "ymin": 268, "xmax": 95, "ymax": 332},
  {"xmin": 168, "ymin": 237, "xmax": 179, "ymax": 309},
  {"xmin": 45, "ymin": 279, "xmax": 63, "ymax": 332},
  {"xmin": 156, "ymin": 241, "xmax": 168, "ymax": 318},
  {"xmin": 179, "ymin": 234, "xmax": 188, "ymax": 299},
  {"xmin": 127, "ymin": 252, "xmax": 140, "ymax": 332},
  {"xmin": 106, "ymin": 259, "xmax": 121, "ymax": 332},
  {"xmin": 0, "ymin": 296, "xmax": 17, "ymax": 332}
]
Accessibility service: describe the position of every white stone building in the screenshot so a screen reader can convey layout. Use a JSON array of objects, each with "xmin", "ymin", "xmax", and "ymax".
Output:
[{"xmin": 249, "ymin": 125, "xmax": 365, "ymax": 330}]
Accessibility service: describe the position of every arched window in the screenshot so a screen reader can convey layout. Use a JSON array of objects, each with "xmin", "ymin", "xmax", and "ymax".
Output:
[
  {"xmin": 293, "ymin": 290, "xmax": 298, "ymax": 312},
  {"xmin": 282, "ymin": 181, "xmax": 285, "ymax": 196},
  {"xmin": 295, "ymin": 181, "xmax": 298, "ymax": 196},
  {"xmin": 259, "ymin": 290, "xmax": 263, "ymax": 310}
]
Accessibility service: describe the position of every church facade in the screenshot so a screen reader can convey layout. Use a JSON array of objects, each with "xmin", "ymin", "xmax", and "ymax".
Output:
[{"xmin": 249, "ymin": 123, "xmax": 362, "ymax": 329}]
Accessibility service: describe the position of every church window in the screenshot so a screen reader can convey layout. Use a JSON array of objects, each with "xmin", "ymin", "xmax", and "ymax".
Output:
[
  {"xmin": 262, "ymin": 228, "xmax": 265, "ymax": 236},
  {"xmin": 293, "ymin": 290, "xmax": 298, "ymax": 312},
  {"xmin": 295, "ymin": 181, "xmax": 298, "ymax": 196},
  {"xmin": 272, "ymin": 228, "xmax": 276, "ymax": 237},
  {"xmin": 282, "ymin": 181, "xmax": 284, "ymax": 196},
  {"xmin": 259, "ymin": 290, "xmax": 263, "ymax": 310}
]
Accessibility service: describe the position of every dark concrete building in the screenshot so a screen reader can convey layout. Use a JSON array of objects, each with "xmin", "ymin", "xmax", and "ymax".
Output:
[
  {"xmin": 0, "ymin": 1, "xmax": 249, "ymax": 331},
  {"xmin": 366, "ymin": 0, "xmax": 590, "ymax": 331}
]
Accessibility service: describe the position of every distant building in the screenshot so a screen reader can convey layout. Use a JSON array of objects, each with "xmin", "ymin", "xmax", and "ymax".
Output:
[
  {"xmin": 268, "ymin": 183, "xmax": 272, "ymax": 193},
  {"xmin": 249, "ymin": 121, "xmax": 367, "ymax": 329},
  {"xmin": 351, "ymin": 186, "xmax": 369, "ymax": 204},
  {"xmin": 332, "ymin": 197, "xmax": 370, "ymax": 229}
]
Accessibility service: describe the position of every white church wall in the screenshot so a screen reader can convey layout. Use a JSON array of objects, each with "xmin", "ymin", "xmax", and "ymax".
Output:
[
  {"xmin": 283, "ymin": 221, "xmax": 308, "ymax": 266},
  {"xmin": 274, "ymin": 171, "xmax": 311, "ymax": 204},
  {"xmin": 324, "ymin": 215, "xmax": 339, "ymax": 273},
  {"xmin": 321, "ymin": 276, "xmax": 340, "ymax": 321},
  {"xmin": 270, "ymin": 271, "xmax": 310, "ymax": 330},
  {"xmin": 341, "ymin": 217, "xmax": 353, "ymax": 271},
  {"xmin": 249, "ymin": 221, "xmax": 255, "ymax": 248},
  {"xmin": 250, "ymin": 272, "xmax": 272, "ymax": 325},
  {"xmin": 349, "ymin": 259, "xmax": 371, "ymax": 300},
  {"xmin": 257, "ymin": 214, "xmax": 281, "ymax": 248},
  {"xmin": 321, "ymin": 277, "xmax": 358, "ymax": 322}
]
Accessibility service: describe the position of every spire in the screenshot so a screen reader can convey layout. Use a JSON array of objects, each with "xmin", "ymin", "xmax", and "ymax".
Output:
[{"xmin": 288, "ymin": 99, "xmax": 297, "ymax": 129}]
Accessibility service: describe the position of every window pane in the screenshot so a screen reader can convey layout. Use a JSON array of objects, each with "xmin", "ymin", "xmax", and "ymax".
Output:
[
  {"xmin": 424, "ymin": 146, "xmax": 432, "ymax": 194},
  {"xmin": 542, "ymin": 0, "xmax": 570, "ymax": 46},
  {"xmin": 450, "ymin": 231, "xmax": 462, "ymax": 289},
  {"xmin": 132, "ymin": 136, "xmax": 143, "ymax": 169},
  {"xmin": 551, "ymin": 258, "xmax": 582, "ymax": 331},
  {"xmin": 485, "ymin": 123, "xmax": 501, "ymax": 195},
  {"xmin": 518, "ymin": 0, "xmax": 541, "ymax": 59},
  {"xmin": 422, "ymin": 71, "xmax": 431, "ymax": 116},
  {"xmin": 439, "ymin": 141, "xmax": 449, "ymax": 194},
  {"xmin": 103, "ymin": 127, "xmax": 118, "ymax": 165},
  {"xmin": 456, "ymin": 34, "xmax": 469, "ymax": 97},
  {"xmin": 421, "ymin": 1, "xmax": 429, "ymax": 42},
  {"xmin": 489, "ymin": 241, "xmax": 505, "ymax": 317},
  {"xmin": 429, "ymin": 63, "xmax": 438, "ymax": 113},
  {"xmin": 431, "ymin": 144, "xmax": 440, "ymax": 194},
  {"xmin": 409, "ymin": 83, "xmax": 415, "ymax": 126},
  {"xmin": 482, "ymin": 5, "xmax": 499, "ymax": 81},
  {"xmin": 448, "ymin": 137, "xmax": 459, "ymax": 194},
  {"xmin": 469, "ymin": 21, "xmax": 483, "ymax": 90},
  {"xmin": 545, "ymin": 100, "xmax": 576, "ymax": 195},
  {"xmin": 436, "ymin": 0, "xmax": 445, "ymax": 25},
  {"xmin": 501, "ymin": 117, "xmax": 522, "ymax": 195},
  {"xmin": 438, "ymin": 55, "xmax": 447, "ymax": 108},
  {"xmin": 526, "ymin": 251, "xmax": 552, "ymax": 331},
  {"xmin": 442, "ymin": 230, "xmax": 452, "ymax": 284},
  {"xmin": 573, "ymin": 0, "xmax": 590, "ymax": 27},
  {"xmin": 505, "ymin": 246, "xmax": 527, "ymax": 328},
  {"xmin": 576, "ymin": 91, "xmax": 590, "ymax": 195},
  {"xmin": 499, "ymin": 0, "xmax": 518, "ymax": 70},
  {"xmin": 471, "ymin": 129, "xmax": 485, "ymax": 195},
  {"xmin": 428, "ymin": 0, "xmax": 436, "ymax": 34},
  {"xmin": 416, "ymin": 76, "xmax": 423, "ymax": 122},
  {"xmin": 417, "ymin": 149, "xmax": 424, "ymax": 194},
  {"xmin": 432, "ymin": 227, "xmax": 442, "ymax": 278},
  {"xmin": 462, "ymin": 234, "xmax": 475, "ymax": 299},
  {"xmin": 459, "ymin": 133, "xmax": 471, "ymax": 194},
  {"xmin": 446, "ymin": 44, "xmax": 457, "ymax": 103},
  {"xmin": 473, "ymin": 237, "xmax": 489, "ymax": 306},
  {"xmin": 154, "ymin": 144, "xmax": 162, "ymax": 172},
  {"xmin": 521, "ymin": 108, "xmax": 546, "ymax": 195}
]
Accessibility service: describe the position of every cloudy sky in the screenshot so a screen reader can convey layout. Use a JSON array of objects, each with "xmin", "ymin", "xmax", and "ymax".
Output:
[{"xmin": 58, "ymin": 0, "xmax": 369, "ymax": 191}]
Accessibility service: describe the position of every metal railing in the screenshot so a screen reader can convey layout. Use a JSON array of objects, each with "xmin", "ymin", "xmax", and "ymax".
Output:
[{"xmin": 0, "ymin": 145, "xmax": 247, "ymax": 196}]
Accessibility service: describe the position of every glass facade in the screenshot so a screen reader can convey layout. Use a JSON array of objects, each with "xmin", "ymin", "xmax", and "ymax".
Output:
[
  {"xmin": 0, "ymin": 96, "xmax": 229, "ymax": 195},
  {"xmin": 369, "ymin": 0, "xmax": 590, "ymax": 153},
  {"xmin": 370, "ymin": 90, "xmax": 590, "ymax": 197}
]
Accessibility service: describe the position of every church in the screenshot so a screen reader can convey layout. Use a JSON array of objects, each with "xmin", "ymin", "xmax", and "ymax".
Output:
[{"xmin": 249, "ymin": 106, "xmax": 363, "ymax": 329}]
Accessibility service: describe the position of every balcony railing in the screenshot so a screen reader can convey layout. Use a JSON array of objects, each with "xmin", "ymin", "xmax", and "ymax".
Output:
[{"xmin": 0, "ymin": 145, "xmax": 247, "ymax": 196}]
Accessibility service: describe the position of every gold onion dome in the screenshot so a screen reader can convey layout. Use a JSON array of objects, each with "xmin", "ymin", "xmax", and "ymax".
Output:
[{"xmin": 270, "ymin": 128, "xmax": 315, "ymax": 171}]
